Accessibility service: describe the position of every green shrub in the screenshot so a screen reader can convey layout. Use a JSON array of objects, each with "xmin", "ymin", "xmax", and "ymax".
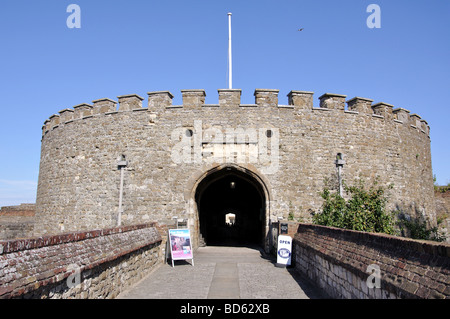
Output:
[
  {"xmin": 397, "ymin": 215, "xmax": 447, "ymax": 242},
  {"xmin": 312, "ymin": 178, "xmax": 396, "ymax": 235}
]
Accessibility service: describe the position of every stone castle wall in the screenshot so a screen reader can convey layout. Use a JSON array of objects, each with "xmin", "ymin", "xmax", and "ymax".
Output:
[{"xmin": 35, "ymin": 88, "xmax": 435, "ymax": 249}]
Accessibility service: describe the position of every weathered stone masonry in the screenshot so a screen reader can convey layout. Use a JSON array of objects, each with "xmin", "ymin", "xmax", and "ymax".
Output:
[
  {"xmin": 0, "ymin": 223, "xmax": 161, "ymax": 299},
  {"xmin": 35, "ymin": 88, "xmax": 435, "ymax": 251}
]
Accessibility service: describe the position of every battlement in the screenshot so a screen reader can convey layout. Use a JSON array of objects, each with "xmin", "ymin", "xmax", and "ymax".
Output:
[{"xmin": 42, "ymin": 89, "xmax": 430, "ymax": 137}]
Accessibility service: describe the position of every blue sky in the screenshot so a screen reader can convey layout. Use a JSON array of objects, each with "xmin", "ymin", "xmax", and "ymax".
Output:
[{"xmin": 0, "ymin": 0, "xmax": 449, "ymax": 207}]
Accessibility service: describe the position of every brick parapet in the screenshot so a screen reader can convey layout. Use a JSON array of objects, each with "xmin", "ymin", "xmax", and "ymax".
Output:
[
  {"xmin": 0, "ymin": 204, "xmax": 35, "ymax": 217},
  {"xmin": 0, "ymin": 223, "xmax": 162, "ymax": 299},
  {"xmin": 0, "ymin": 222, "xmax": 158, "ymax": 255},
  {"xmin": 293, "ymin": 224, "xmax": 450, "ymax": 299}
]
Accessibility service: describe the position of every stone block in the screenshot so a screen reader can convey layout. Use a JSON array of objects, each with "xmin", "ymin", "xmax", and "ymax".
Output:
[
  {"xmin": 92, "ymin": 98, "xmax": 117, "ymax": 115},
  {"xmin": 346, "ymin": 97, "xmax": 373, "ymax": 114},
  {"xmin": 118, "ymin": 94, "xmax": 144, "ymax": 111},
  {"xmin": 287, "ymin": 90, "xmax": 314, "ymax": 109},
  {"xmin": 48, "ymin": 114, "xmax": 60, "ymax": 129},
  {"xmin": 58, "ymin": 109, "xmax": 74, "ymax": 123},
  {"xmin": 73, "ymin": 103, "xmax": 93, "ymax": 119},
  {"xmin": 420, "ymin": 119, "xmax": 429, "ymax": 134},
  {"xmin": 254, "ymin": 89, "xmax": 279, "ymax": 107},
  {"xmin": 392, "ymin": 108, "xmax": 410, "ymax": 124},
  {"xmin": 181, "ymin": 89, "xmax": 206, "ymax": 107},
  {"xmin": 372, "ymin": 102, "xmax": 394, "ymax": 120},
  {"xmin": 218, "ymin": 89, "xmax": 241, "ymax": 107},
  {"xmin": 318, "ymin": 93, "xmax": 347, "ymax": 110},
  {"xmin": 409, "ymin": 113, "xmax": 422, "ymax": 129},
  {"xmin": 147, "ymin": 91, "xmax": 174, "ymax": 109}
]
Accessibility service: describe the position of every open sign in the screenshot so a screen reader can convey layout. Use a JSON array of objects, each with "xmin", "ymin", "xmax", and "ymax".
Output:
[{"xmin": 276, "ymin": 235, "xmax": 292, "ymax": 267}]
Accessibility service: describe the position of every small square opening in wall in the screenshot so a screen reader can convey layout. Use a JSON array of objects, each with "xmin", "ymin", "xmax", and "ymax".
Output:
[{"xmin": 266, "ymin": 129, "xmax": 273, "ymax": 138}]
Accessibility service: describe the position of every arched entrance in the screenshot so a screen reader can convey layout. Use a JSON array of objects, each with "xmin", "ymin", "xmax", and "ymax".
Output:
[{"xmin": 194, "ymin": 165, "xmax": 268, "ymax": 247}]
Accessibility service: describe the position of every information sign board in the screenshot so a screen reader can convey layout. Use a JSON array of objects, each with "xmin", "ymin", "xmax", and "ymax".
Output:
[{"xmin": 168, "ymin": 229, "xmax": 194, "ymax": 267}]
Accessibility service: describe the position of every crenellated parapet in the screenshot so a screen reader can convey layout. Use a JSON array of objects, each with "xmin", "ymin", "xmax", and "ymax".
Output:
[{"xmin": 41, "ymin": 88, "xmax": 430, "ymax": 138}]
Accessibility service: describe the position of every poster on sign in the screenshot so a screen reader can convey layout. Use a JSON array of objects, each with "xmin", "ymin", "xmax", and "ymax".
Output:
[
  {"xmin": 169, "ymin": 229, "xmax": 194, "ymax": 267},
  {"xmin": 276, "ymin": 235, "xmax": 292, "ymax": 267}
]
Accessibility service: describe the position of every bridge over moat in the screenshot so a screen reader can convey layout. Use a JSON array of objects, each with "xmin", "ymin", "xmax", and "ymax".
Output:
[
  {"xmin": 0, "ymin": 222, "xmax": 448, "ymax": 299},
  {"xmin": 117, "ymin": 245, "xmax": 326, "ymax": 299}
]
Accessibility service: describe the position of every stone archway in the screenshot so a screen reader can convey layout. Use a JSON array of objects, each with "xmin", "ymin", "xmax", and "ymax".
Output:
[{"xmin": 186, "ymin": 164, "xmax": 271, "ymax": 251}]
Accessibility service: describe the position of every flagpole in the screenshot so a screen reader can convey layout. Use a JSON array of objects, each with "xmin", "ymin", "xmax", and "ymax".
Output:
[{"xmin": 228, "ymin": 12, "xmax": 232, "ymax": 89}]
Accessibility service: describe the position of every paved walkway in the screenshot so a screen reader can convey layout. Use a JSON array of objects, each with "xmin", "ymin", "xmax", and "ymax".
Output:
[{"xmin": 117, "ymin": 245, "xmax": 326, "ymax": 299}]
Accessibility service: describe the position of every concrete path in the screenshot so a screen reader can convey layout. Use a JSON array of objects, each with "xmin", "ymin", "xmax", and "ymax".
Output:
[{"xmin": 117, "ymin": 245, "xmax": 326, "ymax": 299}]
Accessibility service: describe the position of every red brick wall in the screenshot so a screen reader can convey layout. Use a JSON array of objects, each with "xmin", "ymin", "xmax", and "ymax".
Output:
[
  {"xmin": 0, "ymin": 223, "xmax": 162, "ymax": 299},
  {"xmin": 293, "ymin": 224, "xmax": 450, "ymax": 299},
  {"xmin": 0, "ymin": 204, "xmax": 35, "ymax": 217},
  {"xmin": 0, "ymin": 204, "xmax": 36, "ymax": 240}
]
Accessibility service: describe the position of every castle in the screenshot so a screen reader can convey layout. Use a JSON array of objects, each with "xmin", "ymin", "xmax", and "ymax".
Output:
[{"xmin": 35, "ymin": 88, "xmax": 435, "ymax": 252}]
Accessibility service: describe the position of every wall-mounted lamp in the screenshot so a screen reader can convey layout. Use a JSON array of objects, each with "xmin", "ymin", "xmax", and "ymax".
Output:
[
  {"xmin": 116, "ymin": 155, "xmax": 128, "ymax": 227},
  {"xmin": 335, "ymin": 153, "xmax": 345, "ymax": 166},
  {"xmin": 335, "ymin": 153, "xmax": 345, "ymax": 197},
  {"xmin": 117, "ymin": 154, "xmax": 128, "ymax": 167}
]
